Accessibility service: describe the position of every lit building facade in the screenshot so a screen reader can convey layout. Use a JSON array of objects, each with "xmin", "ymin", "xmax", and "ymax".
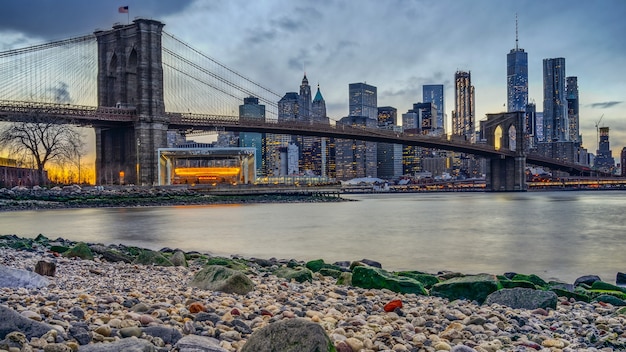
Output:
[
  {"xmin": 621, "ymin": 147, "xmax": 626, "ymax": 176},
  {"xmin": 566, "ymin": 76, "xmax": 580, "ymax": 142},
  {"xmin": 239, "ymin": 96, "xmax": 265, "ymax": 175},
  {"xmin": 422, "ymin": 84, "xmax": 445, "ymax": 133},
  {"xmin": 506, "ymin": 26, "xmax": 528, "ymax": 113},
  {"xmin": 452, "ymin": 71, "xmax": 475, "ymax": 141},
  {"xmin": 377, "ymin": 107, "xmax": 402, "ymax": 180},
  {"xmin": 543, "ymin": 58, "xmax": 568, "ymax": 142},
  {"xmin": 349, "ymin": 83, "xmax": 377, "ymax": 120},
  {"xmin": 335, "ymin": 115, "xmax": 377, "ymax": 180},
  {"xmin": 594, "ymin": 127, "xmax": 615, "ymax": 171}
]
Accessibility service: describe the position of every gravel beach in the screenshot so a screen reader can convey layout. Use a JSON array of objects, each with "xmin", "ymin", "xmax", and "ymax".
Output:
[{"xmin": 1, "ymin": 236, "xmax": 626, "ymax": 352}]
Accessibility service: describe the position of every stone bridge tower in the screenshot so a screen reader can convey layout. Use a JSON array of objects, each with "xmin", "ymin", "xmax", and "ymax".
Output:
[
  {"xmin": 94, "ymin": 19, "xmax": 168, "ymax": 185},
  {"xmin": 483, "ymin": 111, "xmax": 527, "ymax": 191}
]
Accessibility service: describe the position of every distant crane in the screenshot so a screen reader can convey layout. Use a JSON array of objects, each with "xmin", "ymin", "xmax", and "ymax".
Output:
[{"xmin": 594, "ymin": 114, "xmax": 604, "ymax": 153}]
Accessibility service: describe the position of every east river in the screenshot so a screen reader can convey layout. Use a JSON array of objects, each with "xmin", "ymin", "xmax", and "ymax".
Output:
[{"xmin": 1, "ymin": 190, "xmax": 624, "ymax": 284}]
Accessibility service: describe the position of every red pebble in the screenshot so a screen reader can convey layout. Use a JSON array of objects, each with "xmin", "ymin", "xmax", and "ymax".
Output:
[
  {"xmin": 188, "ymin": 302, "xmax": 206, "ymax": 313},
  {"xmin": 383, "ymin": 299, "xmax": 403, "ymax": 312},
  {"xmin": 231, "ymin": 308, "xmax": 241, "ymax": 316},
  {"xmin": 260, "ymin": 309, "xmax": 273, "ymax": 317}
]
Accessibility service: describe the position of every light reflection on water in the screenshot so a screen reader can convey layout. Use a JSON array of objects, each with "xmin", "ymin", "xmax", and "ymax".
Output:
[{"xmin": 1, "ymin": 190, "xmax": 624, "ymax": 283}]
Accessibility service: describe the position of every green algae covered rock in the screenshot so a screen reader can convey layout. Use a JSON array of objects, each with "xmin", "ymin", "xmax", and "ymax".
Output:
[
  {"xmin": 336, "ymin": 272, "xmax": 352, "ymax": 286},
  {"xmin": 189, "ymin": 265, "xmax": 254, "ymax": 294},
  {"xmin": 550, "ymin": 288, "xmax": 591, "ymax": 303},
  {"xmin": 133, "ymin": 249, "xmax": 173, "ymax": 267},
  {"xmin": 510, "ymin": 274, "xmax": 548, "ymax": 288},
  {"xmin": 274, "ymin": 266, "xmax": 313, "ymax": 283},
  {"xmin": 500, "ymin": 280, "xmax": 538, "ymax": 290},
  {"xmin": 205, "ymin": 257, "xmax": 248, "ymax": 271},
  {"xmin": 395, "ymin": 271, "xmax": 440, "ymax": 289},
  {"xmin": 431, "ymin": 274, "xmax": 502, "ymax": 304},
  {"xmin": 63, "ymin": 242, "xmax": 94, "ymax": 260},
  {"xmin": 351, "ymin": 266, "xmax": 427, "ymax": 295}
]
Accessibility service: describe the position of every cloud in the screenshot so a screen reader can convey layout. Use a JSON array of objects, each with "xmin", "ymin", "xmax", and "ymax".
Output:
[{"xmin": 588, "ymin": 101, "xmax": 623, "ymax": 109}]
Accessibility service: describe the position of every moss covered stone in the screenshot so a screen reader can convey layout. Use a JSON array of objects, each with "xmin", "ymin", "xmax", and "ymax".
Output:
[
  {"xmin": 395, "ymin": 271, "xmax": 440, "ymax": 289},
  {"xmin": 274, "ymin": 267, "xmax": 313, "ymax": 283},
  {"xmin": 591, "ymin": 281, "xmax": 626, "ymax": 294},
  {"xmin": 431, "ymin": 274, "xmax": 502, "ymax": 304},
  {"xmin": 336, "ymin": 272, "xmax": 352, "ymax": 286},
  {"xmin": 205, "ymin": 257, "xmax": 248, "ymax": 271},
  {"xmin": 63, "ymin": 242, "xmax": 94, "ymax": 260},
  {"xmin": 133, "ymin": 249, "xmax": 173, "ymax": 266},
  {"xmin": 550, "ymin": 288, "xmax": 590, "ymax": 303},
  {"xmin": 351, "ymin": 266, "xmax": 427, "ymax": 295},
  {"xmin": 189, "ymin": 265, "xmax": 254, "ymax": 294},
  {"xmin": 511, "ymin": 274, "xmax": 548, "ymax": 288},
  {"xmin": 319, "ymin": 268, "xmax": 342, "ymax": 279},
  {"xmin": 500, "ymin": 280, "xmax": 537, "ymax": 290}
]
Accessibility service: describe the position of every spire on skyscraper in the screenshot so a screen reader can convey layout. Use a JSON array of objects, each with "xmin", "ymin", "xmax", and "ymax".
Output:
[
  {"xmin": 313, "ymin": 83, "xmax": 324, "ymax": 102},
  {"xmin": 515, "ymin": 13, "xmax": 519, "ymax": 50}
]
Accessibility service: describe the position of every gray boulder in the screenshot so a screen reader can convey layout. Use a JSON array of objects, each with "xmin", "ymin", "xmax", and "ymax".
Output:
[
  {"xmin": 574, "ymin": 275, "xmax": 601, "ymax": 287},
  {"xmin": 0, "ymin": 305, "xmax": 55, "ymax": 339},
  {"xmin": 484, "ymin": 288, "xmax": 558, "ymax": 310},
  {"xmin": 142, "ymin": 326, "xmax": 182, "ymax": 344},
  {"xmin": 174, "ymin": 335, "xmax": 228, "ymax": 352},
  {"xmin": 189, "ymin": 265, "xmax": 254, "ymax": 294},
  {"xmin": 241, "ymin": 318, "xmax": 334, "ymax": 352},
  {"xmin": 0, "ymin": 266, "xmax": 49, "ymax": 289},
  {"xmin": 170, "ymin": 250, "xmax": 188, "ymax": 267},
  {"xmin": 77, "ymin": 337, "xmax": 156, "ymax": 352}
]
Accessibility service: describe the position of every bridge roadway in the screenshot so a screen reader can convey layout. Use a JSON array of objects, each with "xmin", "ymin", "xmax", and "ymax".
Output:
[{"xmin": 0, "ymin": 100, "xmax": 589, "ymax": 175}]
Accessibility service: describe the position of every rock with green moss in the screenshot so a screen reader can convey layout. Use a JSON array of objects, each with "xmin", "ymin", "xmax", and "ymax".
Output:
[
  {"xmin": 305, "ymin": 259, "xmax": 343, "ymax": 273},
  {"xmin": 63, "ymin": 242, "xmax": 94, "ymax": 260},
  {"xmin": 550, "ymin": 288, "xmax": 590, "ymax": 303},
  {"xmin": 205, "ymin": 257, "xmax": 248, "ymax": 271},
  {"xmin": 351, "ymin": 266, "xmax": 427, "ymax": 295},
  {"xmin": 395, "ymin": 271, "xmax": 440, "ymax": 289},
  {"xmin": 319, "ymin": 268, "xmax": 342, "ymax": 279},
  {"xmin": 500, "ymin": 280, "xmax": 538, "ymax": 289},
  {"xmin": 587, "ymin": 289, "xmax": 626, "ymax": 301},
  {"xmin": 101, "ymin": 249, "xmax": 133, "ymax": 263},
  {"xmin": 33, "ymin": 234, "xmax": 49, "ymax": 245},
  {"xmin": 133, "ymin": 249, "xmax": 173, "ymax": 267},
  {"xmin": 591, "ymin": 281, "xmax": 626, "ymax": 294},
  {"xmin": 336, "ymin": 272, "xmax": 352, "ymax": 286},
  {"xmin": 431, "ymin": 274, "xmax": 502, "ymax": 304},
  {"xmin": 595, "ymin": 294, "xmax": 626, "ymax": 306},
  {"xmin": 511, "ymin": 274, "xmax": 548, "ymax": 288},
  {"xmin": 49, "ymin": 245, "xmax": 70, "ymax": 254},
  {"xmin": 274, "ymin": 267, "xmax": 313, "ymax": 283},
  {"xmin": 189, "ymin": 265, "xmax": 254, "ymax": 294}
]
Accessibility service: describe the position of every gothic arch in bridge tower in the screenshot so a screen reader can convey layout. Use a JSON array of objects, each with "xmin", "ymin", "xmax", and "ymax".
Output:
[{"xmin": 483, "ymin": 111, "xmax": 527, "ymax": 191}]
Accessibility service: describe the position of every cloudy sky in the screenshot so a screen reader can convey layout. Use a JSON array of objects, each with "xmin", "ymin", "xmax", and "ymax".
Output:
[{"xmin": 1, "ymin": 0, "xmax": 625, "ymax": 157}]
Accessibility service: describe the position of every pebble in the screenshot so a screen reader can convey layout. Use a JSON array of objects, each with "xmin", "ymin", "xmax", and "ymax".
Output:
[{"xmin": 1, "ymin": 247, "xmax": 626, "ymax": 352}]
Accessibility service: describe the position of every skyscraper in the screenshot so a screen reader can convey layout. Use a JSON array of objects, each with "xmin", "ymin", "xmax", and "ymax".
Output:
[
  {"xmin": 507, "ymin": 16, "xmax": 528, "ymax": 112},
  {"xmin": 239, "ymin": 96, "xmax": 265, "ymax": 175},
  {"xmin": 566, "ymin": 76, "xmax": 579, "ymax": 142},
  {"xmin": 594, "ymin": 127, "xmax": 615, "ymax": 171},
  {"xmin": 311, "ymin": 84, "xmax": 328, "ymax": 123},
  {"xmin": 349, "ymin": 83, "xmax": 377, "ymax": 120},
  {"xmin": 452, "ymin": 71, "xmax": 475, "ymax": 140},
  {"xmin": 422, "ymin": 84, "xmax": 444, "ymax": 132},
  {"xmin": 299, "ymin": 74, "xmax": 312, "ymax": 120},
  {"xmin": 543, "ymin": 58, "xmax": 568, "ymax": 142},
  {"xmin": 377, "ymin": 107, "xmax": 402, "ymax": 180}
]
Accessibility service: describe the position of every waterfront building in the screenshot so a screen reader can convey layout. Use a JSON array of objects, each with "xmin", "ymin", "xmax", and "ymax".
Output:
[
  {"xmin": 452, "ymin": 71, "xmax": 475, "ymax": 141},
  {"xmin": 543, "ymin": 58, "xmax": 568, "ymax": 142},
  {"xmin": 422, "ymin": 84, "xmax": 445, "ymax": 133},
  {"xmin": 377, "ymin": 107, "xmax": 402, "ymax": 180},
  {"xmin": 507, "ymin": 16, "xmax": 528, "ymax": 113},
  {"xmin": 594, "ymin": 126, "xmax": 615, "ymax": 171},
  {"xmin": 349, "ymin": 83, "xmax": 377, "ymax": 120},
  {"xmin": 239, "ymin": 96, "xmax": 266, "ymax": 175},
  {"xmin": 566, "ymin": 76, "xmax": 580, "ymax": 142},
  {"xmin": 621, "ymin": 147, "xmax": 626, "ymax": 176},
  {"xmin": 311, "ymin": 84, "xmax": 329, "ymax": 123},
  {"xmin": 335, "ymin": 115, "xmax": 377, "ymax": 180}
]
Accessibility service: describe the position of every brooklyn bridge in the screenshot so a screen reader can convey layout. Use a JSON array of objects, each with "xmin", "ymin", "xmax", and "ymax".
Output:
[{"xmin": 0, "ymin": 19, "xmax": 592, "ymax": 191}]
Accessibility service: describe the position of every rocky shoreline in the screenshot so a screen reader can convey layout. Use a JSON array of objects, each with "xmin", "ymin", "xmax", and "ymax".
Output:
[
  {"xmin": 0, "ymin": 185, "xmax": 347, "ymax": 212},
  {"xmin": 1, "ymin": 235, "xmax": 626, "ymax": 351}
]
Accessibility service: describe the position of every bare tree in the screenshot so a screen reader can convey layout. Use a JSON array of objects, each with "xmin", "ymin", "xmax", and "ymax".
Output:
[{"xmin": 0, "ymin": 115, "xmax": 85, "ymax": 186}]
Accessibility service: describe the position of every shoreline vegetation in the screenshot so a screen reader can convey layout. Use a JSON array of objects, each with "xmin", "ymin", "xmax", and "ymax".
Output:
[
  {"xmin": 1, "ymin": 235, "xmax": 626, "ymax": 351},
  {"xmin": 0, "ymin": 185, "xmax": 348, "ymax": 212}
]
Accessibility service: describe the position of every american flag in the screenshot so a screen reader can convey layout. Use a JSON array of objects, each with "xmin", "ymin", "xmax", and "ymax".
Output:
[{"xmin": 118, "ymin": 6, "xmax": 129, "ymax": 13}]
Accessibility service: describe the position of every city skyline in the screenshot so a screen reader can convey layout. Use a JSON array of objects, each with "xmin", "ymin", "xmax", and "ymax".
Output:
[{"xmin": 0, "ymin": 0, "xmax": 624, "ymax": 158}]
